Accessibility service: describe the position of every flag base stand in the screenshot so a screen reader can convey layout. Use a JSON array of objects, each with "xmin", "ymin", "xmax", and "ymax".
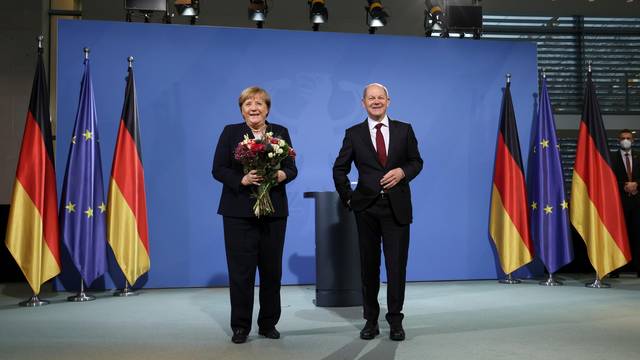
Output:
[
  {"xmin": 67, "ymin": 292, "xmax": 96, "ymax": 302},
  {"xmin": 585, "ymin": 278, "xmax": 610, "ymax": 288},
  {"xmin": 114, "ymin": 282, "xmax": 138, "ymax": 297},
  {"xmin": 499, "ymin": 273, "xmax": 521, "ymax": 284},
  {"xmin": 539, "ymin": 273, "xmax": 563, "ymax": 286},
  {"xmin": 67, "ymin": 279, "xmax": 96, "ymax": 302},
  {"xmin": 19, "ymin": 295, "xmax": 49, "ymax": 307}
]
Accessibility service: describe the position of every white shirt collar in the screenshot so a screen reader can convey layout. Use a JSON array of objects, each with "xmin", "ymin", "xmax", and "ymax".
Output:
[{"xmin": 367, "ymin": 115, "xmax": 389, "ymax": 130}]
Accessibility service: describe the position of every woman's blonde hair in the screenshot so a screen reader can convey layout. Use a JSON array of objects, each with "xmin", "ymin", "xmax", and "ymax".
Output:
[{"xmin": 238, "ymin": 86, "xmax": 271, "ymax": 110}]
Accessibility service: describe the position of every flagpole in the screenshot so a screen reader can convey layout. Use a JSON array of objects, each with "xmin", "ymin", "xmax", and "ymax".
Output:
[
  {"xmin": 580, "ymin": 61, "xmax": 612, "ymax": 289},
  {"xmin": 111, "ymin": 55, "xmax": 141, "ymax": 298},
  {"xmin": 19, "ymin": 295, "xmax": 50, "ymax": 307},
  {"xmin": 67, "ymin": 279, "xmax": 96, "ymax": 301},
  {"xmin": 539, "ymin": 273, "xmax": 563, "ymax": 286},
  {"xmin": 498, "ymin": 72, "xmax": 518, "ymax": 286},
  {"xmin": 499, "ymin": 273, "xmax": 521, "ymax": 284},
  {"xmin": 18, "ymin": 35, "xmax": 51, "ymax": 308},
  {"xmin": 586, "ymin": 277, "xmax": 611, "ymax": 288},
  {"xmin": 539, "ymin": 68, "xmax": 564, "ymax": 288},
  {"xmin": 114, "ymin": 280, "xmax": 138, "ymax": 297}
]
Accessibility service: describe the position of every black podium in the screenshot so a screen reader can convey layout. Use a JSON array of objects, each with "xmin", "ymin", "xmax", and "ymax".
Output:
[{"xmin": 304, "ymin": 191, "xmax": 362, "ymax": 307}]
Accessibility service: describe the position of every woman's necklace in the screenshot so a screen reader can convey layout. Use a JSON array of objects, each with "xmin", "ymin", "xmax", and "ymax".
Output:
[{"xmin": 250, "ymin": 125, "xmax": 267, "ymax": 138}]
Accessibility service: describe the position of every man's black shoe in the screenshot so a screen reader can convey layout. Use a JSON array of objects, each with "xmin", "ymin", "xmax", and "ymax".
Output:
[
  {"xmin": 258, "ymin": 327, "xmax": 280, "ymax": 339},
  {"xmin": 231, "ymin": 328, "xmax": 248, "ymax": 344},
  {"xmin": 359, "ymin": 321, "xmax": 379, "ymax": 340},
  {"xmin": 389, "ymin": 325, "xmax": 405, "ymax": 341}
]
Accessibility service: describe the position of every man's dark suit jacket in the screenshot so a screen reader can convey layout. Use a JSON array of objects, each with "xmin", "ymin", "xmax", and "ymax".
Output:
[
  {"xmin": 333, "ymin": 118, "xmax": 423, "ymax": 225},
  {"xmin": 212, "ymin": 122, "xmax": 297, "ymax": 218},
  {"xmin": 611, "ymin": 150, "xmax": 640, "ymax": 211}
]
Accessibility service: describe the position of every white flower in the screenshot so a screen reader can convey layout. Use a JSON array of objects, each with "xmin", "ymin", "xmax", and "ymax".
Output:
[
  {"xmin": 266, "ymin": 132, "xmax": 273, "ymax": 137},
  {"xmin": 272, "ymin": 144, "xmax": 280, "ymax": 152},
  {"xmin": 276, "ymin": 148, "xmax": 283, "ymax": 154},
  {"xmin": 268, "ymin": 152, "xmax": 274, "ymax": 158},
  {"xmin": 278, "ymin": 139, "xmax": 285, "ymax": 146}
]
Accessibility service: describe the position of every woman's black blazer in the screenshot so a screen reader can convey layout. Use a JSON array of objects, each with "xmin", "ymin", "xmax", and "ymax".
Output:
[{"xmin": 212, "ymin": 121, "xmax": 297, "ymax": 218}]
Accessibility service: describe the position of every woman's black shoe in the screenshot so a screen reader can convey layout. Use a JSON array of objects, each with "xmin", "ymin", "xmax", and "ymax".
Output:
[
  {"xmin": 231, "ymin": 329, "xmax": 248, "ymax": 344},
  {"xmin": 389, "ymin": 325, "xmax": 406, "ymax": 341},
  {"xmin": 359, "ymin": 321, "xmax": 379, "ymax": 340},
  {"xmin": 258, "ymin": 328, "xmax": 281, "ymax": 339}
]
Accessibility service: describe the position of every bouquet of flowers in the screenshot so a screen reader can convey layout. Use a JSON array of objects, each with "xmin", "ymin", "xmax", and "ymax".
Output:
[{"xmin": 234, "ymin": 132, "xmax": 296, "ymax": 217}]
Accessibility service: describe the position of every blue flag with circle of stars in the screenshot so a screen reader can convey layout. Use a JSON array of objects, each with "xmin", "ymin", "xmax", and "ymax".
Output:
[
  {"xmin": 527, "ymin": 78, "xmax": 574, "ymax": 274},
  {"xmin": 59, "ymin": 57, "xmax": 107, "ymax": 286}
]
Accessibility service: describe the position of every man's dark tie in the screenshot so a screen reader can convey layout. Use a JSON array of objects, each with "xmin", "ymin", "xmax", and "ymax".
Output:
[
  {"xmin": 625, "ymin": 153, "xmax": 633, "ymax": 181},
  {"xmin": 375, "ymin": 123, "xmax": 387, "ymax": 167}
]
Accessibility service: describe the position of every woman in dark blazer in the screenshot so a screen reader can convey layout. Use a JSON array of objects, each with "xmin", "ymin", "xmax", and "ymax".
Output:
[{"xmin": 212, "ymin": 86, "xmax": 297, "ymax": 344}]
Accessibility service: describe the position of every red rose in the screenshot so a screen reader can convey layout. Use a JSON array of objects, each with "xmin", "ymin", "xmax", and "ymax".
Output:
[
  {"xmin": 249, "ymin": 142, "xmax": 265, "ymax": 152},
  {"xmin": 270, "ymin": 138, "xmax": 280, "ymax": 144}
]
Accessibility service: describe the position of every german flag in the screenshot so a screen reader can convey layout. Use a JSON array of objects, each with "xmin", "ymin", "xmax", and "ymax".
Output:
[
  {"xmin": 570, "ymin": 71, "xmax": 630, "ymax": 279},
  {"xmin": 489, "ymin": 79, "xmax": 534, "ymax": 275},
  {"xmin": 5, "ymin": 45, "xmax": 61, "ymax": 294},
  {"xmin": 107, "ymin": 62, "xmax": 150, "ymax": 286}
]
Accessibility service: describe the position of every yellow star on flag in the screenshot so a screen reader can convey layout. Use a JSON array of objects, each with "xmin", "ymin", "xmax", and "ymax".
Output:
[
  {"xmin": 561, "ymin": 200, "xmax": 568, "ymax": 209},
  {"xmin": 84, "ymin": 207, "xmax": 94, "ymax": 218},
  {"xmin": 83, "ymin": 129, "xmax": 93, "ymax": 141},
  {"xmin": 98, "ymin": 202, "xmax": 107, "ymax": 213},
  {"xmin": 544, "ymin": 205, "xmax": 553, "ymax": 214},
  {"xmin": 65, "ymin": 201, "xmax": 76, "ymax": 213},
  {"xmin": 531, "ymin": 201, "xmax": 538, "ymax": 210},
  {"xmin": 540, "ymin": 139, "xmax": 550, "ymax": 148}
]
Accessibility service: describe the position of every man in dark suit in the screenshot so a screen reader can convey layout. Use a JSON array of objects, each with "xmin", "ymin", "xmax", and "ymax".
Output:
[
  {"xmin": 610, "ymin": 129, "xmax": 640, "ymax": 277},
  {"xmin": 333, "ymin": 83, "xmax": 423, "ymax": 341}
]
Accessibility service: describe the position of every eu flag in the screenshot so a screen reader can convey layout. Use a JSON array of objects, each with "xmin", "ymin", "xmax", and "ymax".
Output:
[
  {"xmin": 59, "ymin": 56, "xmax": 107, "ymax": 286},
  {"xmin": 527, "ymin": 78, "xmax": 574, "ymax": 274}
]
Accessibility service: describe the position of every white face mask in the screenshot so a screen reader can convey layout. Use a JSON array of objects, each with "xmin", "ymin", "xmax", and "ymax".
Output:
[{"xmin": 621, "ymin": 139, "xmax": 632, "ymax": 150}]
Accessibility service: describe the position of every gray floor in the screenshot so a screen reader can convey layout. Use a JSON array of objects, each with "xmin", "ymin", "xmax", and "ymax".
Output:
[{"xmin": 1, "ymin": 274, "xmax": 640, "ymax": 360}]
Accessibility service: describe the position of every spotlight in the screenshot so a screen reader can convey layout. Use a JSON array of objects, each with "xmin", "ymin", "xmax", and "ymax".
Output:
[
  {"xmin": 249, "ymin": 0, "xmax": 268, "ymax": 28},
  {"xmin": 173, "ymin": 0, "xmax": 199, "ymax": 25},
  {"xmin": 175, "ymin": 0, "xmax": 198, "ymax": 16},
  {"xmin": 309, "ymin": 0, "xmax": 328, "ymax": 31},
  {"xmin": 365, "ymin": 1, "xmax": 388, "ymax": 34},
  {"xmin": 424, "ymin": 0, "xmax": 445, "ymax": 37}
]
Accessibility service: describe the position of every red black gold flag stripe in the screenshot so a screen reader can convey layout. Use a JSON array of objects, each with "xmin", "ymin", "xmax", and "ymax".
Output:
[
  {"xmin": 5, "ymin": 47, "xmax": 61, "ymax": 294},
  {"xmin": 489, "ymin": 81, "xmax": 534, "ymax": 275},
  {"xmin": 570, "ymin": 72, "xmax": 631, "ymax": 279},
  {"xmin": 107, "ymin": 64, "xmax": 150, "ymax": 285}
]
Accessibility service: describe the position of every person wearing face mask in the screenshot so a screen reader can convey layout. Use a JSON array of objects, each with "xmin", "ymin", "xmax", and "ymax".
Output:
[
  {"xmin": 610, "ymin": 129, "xmax": 640, "ymax": 278},
  {"xmin": 212, "ymin": 86, "xmax": 297, "ymax": 344},
  {"xmin": 333, "ymin": 83, "xmax": 423, "ymax": 341}
]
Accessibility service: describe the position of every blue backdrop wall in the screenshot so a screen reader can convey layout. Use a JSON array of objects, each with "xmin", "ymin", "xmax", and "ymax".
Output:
[{"xmin": 56, "ymin": 20, "xmax": 540, "ymax": 289}]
